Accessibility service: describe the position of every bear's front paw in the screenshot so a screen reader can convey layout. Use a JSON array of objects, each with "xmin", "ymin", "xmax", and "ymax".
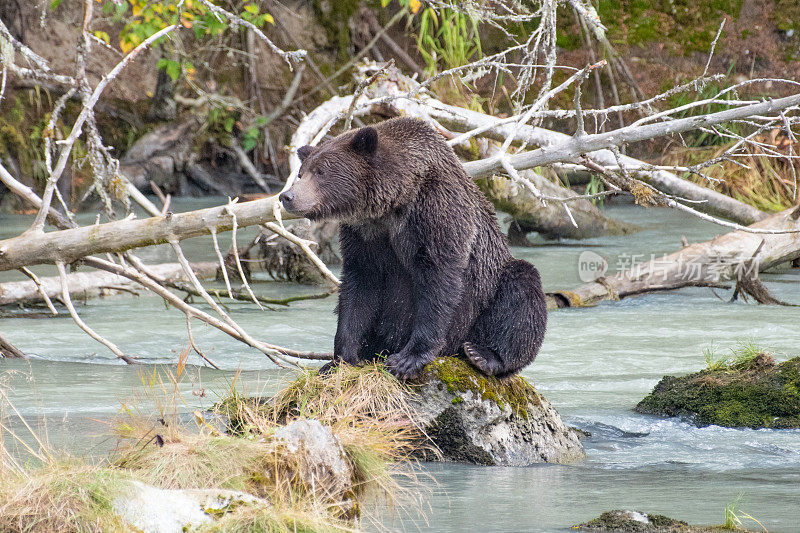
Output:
[{"xmin": 385, "ymin": 350, "xmax": 433, "ymax": 380}]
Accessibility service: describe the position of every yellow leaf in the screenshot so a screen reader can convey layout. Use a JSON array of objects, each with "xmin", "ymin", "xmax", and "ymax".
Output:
[
  {"xmin": 264, "ymin": 13, "xmax": 274, "ymax": 25},
  {"xmin": 410, "ymin": 0, "xmax": 422, "ymax": 14},
  {"xmin": 181, "ymin": 18, "xmax": 193, "ymax": 28},
  {"xmin": 120, "ymin": 39, "xmax": 134, "ymax": 53}
]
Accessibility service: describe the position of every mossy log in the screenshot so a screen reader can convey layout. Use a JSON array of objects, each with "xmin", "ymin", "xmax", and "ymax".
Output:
[{"xmin": 635, "ymin": 353, "xmax": 800, "ymax": 429}]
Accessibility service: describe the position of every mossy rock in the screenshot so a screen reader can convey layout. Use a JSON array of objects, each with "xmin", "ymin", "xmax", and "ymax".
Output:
[
  {"xmin": 635, "ymin": 354, "xmax": 800, "ymax": 429},
  {"xmin": 409, "ymin": 357, "xmax": 585, "ymax": 466},
  {"xmin": 417, "ymin": 356, "xmax": 542, "ymax": 419},
  {"xmin": 575, "ymin": 509, "xmax": 742, "ymax": 532}
]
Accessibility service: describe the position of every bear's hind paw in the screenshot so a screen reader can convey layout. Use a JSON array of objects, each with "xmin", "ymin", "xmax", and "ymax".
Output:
[{"xmin": 462, "ymin": 342, "xmax": 504, "ymax": 376}]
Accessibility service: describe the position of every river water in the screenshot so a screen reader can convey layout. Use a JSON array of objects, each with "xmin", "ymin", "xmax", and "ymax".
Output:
[{"xmin": 1, "ymin": 199, "xmax": 799, "ymax": 532}]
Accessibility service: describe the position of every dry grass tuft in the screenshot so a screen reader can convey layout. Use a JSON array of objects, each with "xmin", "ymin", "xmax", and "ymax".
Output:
[
  {"xmin": 0, "ymin": 461, "xmax": 133, "ymax": 533},
  {"xmin": 0, "ymin": 360, "xmax": 426, "ymax": 532},
  {"xmin": 217, "ymin": 362, "xmax": 428, "ymax": 509},
  {"xmin": 662, "ymin": 130, "xmax": 800, "ymax": 212}
]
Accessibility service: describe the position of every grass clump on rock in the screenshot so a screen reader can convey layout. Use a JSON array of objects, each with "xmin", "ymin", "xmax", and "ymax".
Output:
[
  {"xmin": 0, "ymin": 360, "xmax": 422, "ymax": 532},
  {"xmin": 636, "ymin": 346, "xmax": 800, "ymax": 429}
]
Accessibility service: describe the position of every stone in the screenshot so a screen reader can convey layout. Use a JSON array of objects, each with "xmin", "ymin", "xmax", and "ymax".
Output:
[
  {"xmin": 274, "ymin": 418, "xmax": 354, "ymax": 501},
  {"xmin": 112, "ymin": 480, "xmax": 267, "ymax": 533},
  {"xmin": 635, "ymin": 353, "xmax": 800, "ymax": 429},
  {"xmin": 409, "ymin": 357, "xmax": 585, "ymax": 466}
]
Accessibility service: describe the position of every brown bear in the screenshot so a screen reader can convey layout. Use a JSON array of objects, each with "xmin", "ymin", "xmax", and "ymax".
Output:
[{"xmin": 279, "ymin": 117, "xmax": 547, "ymax": 379}]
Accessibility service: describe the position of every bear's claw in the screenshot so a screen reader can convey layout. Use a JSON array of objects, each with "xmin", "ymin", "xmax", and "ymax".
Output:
[
  {"xmin": 385, "ymin": 351, "xmax": 427, "ymax": 380},
  {"xmin": 463, "ymin": 342, "xmax": 503, "ymax": 376}
]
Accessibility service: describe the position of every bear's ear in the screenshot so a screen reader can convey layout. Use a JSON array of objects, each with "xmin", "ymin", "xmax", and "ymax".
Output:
[
  {"xmin": 350, "ymin": 127, "xmax": 378, "ymax": 156},
  {"xmin": 297, "ymin": 145, "xmax": 313, "ymax": 162}
]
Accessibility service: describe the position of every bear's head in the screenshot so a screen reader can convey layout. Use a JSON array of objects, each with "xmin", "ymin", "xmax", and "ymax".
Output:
[{"xmin": 279, "ymin": 126, "xmax": 407, "ymax": 222}]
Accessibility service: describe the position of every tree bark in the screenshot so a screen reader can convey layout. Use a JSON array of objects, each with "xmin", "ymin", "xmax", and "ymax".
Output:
[
  {"xmin": 0, "ymin": 196, "xmax": 295, "ymax": 272},
  {"xmin": 476, "ymin": 141, "xmax": 637, "ymax": 240},
  {"xmin": 0, "ymin": 332, "xmax": 26, "ymax": 359},
  {"xmin": 546, "ymin": 206, "xmax": 800, "ymax": 309}
]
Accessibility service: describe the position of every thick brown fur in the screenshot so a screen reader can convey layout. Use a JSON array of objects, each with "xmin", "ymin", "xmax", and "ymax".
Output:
[{"xmin": 280, "ymin": 118, "xmax": 547, "ymax": 379}]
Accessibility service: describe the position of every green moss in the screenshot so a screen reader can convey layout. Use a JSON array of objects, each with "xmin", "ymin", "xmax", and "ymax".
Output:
[
  {"xmin": 559, "ymin": 0, "xmax": 744, "ymax": 56},
  {"xmin": 636, "ymin": 354, "xmax": 800, "ymax": 429},
  {"xmin": 419, "ymin": 357, "xmax": 540, "ymax": 419},
  {"xmin": 580, "ymin": 510, "xmax": 691, "ymax": 531}
]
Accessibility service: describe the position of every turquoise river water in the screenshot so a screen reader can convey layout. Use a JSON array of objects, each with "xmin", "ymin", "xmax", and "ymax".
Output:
[{"xmin": 1, "ymin": 199, "xmax": 799, "ymax": 532}]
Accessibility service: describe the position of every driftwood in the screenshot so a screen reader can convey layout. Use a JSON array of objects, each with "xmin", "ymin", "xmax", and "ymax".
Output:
[
  {"xmin": 476, "ymin": 142, "xmax": 637, "ymax": 240},
  {"xmin": 0, "ymin": 332, "xmax": 26, "ymax": 358},
  {"xmin": 259, "ymin": 220, "xmax": 340, "ymax": 284},
  {"xmin": 0, "ymin": 262, "xmax": 218, "ymax": 307},
  {"xmin": 0, "ymin": 196, "xmax": 295, "ymax": 272},
  {"xmin": 547, "ymin": 206, "xmax": 800, "ymax": 309},
  {"xmin": 478, "ymin": 173, "xmax": 635, "ymax": 241}
]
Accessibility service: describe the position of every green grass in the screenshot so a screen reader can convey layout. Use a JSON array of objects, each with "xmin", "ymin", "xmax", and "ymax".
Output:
[{"xmin": 704, "ymin": 340, "xmax": 768, "ymax": 371}]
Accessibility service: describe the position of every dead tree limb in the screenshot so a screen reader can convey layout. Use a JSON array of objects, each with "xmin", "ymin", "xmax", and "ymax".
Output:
[
  {"xmin": 285, "ymin": 64, "xmax": 773, "ymax": 229},
  {"xmin": 547, "ymin": 206, "xmax": 800, "ymax": 309},
  {"xmin": 55, "ymin": 261, "xmax": 137, "ymax": 364},
  {"xmin": 0, "ymin": 196, "xmax": 295, "ymax": 272},
  {"xmin": 0, "ymin": 332, "xmax": 26, "ymax": 359},
  {"xmin": 0, "ymin": 262, "xmax": 217, "ymax": 306},
  {"xmin": 81, "ymin": 256, "xmax": 332, "ymax": 362}
]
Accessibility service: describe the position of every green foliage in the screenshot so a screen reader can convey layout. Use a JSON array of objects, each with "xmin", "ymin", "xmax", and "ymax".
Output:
[
  {"xmin": 555, "ymin": 0, "xmax": 744, "ymax": 55},
  {"xmin": 704, "ymin": 340, "xmax": 768, "ymax": 370},
  {"xmin": 242, "ymin": 116, "xmax": 268, "ymax": 151},
  {"xmin": 585, "ymin": 174, "xmax": 606, "ymax": 207},
  {"xmin": 415, "ymin": 5, "xmax": 482, "ymax": 75},
  {"xmin": 774, "ymin": 0, "xmax": 800, "ymax": 60},
  {"xmin": 99, "ymin": 1, "xmax": 273, "ymax": 82},
  {"xmin": 667, "ymin": 72, "xmax": 743, "ymax": 147}
]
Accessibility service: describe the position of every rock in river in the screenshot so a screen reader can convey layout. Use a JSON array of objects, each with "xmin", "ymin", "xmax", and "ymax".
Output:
[
  {"xmin": 635, "ymin": 352, "xmax": 800, "ymax": 429},
  {"xmin": 575, "ymin": 510, "xmax": 733, "ymax": 532},
  {"xmin": 410, "ymin": 357, "xmax": 585, "ymax": 466}
]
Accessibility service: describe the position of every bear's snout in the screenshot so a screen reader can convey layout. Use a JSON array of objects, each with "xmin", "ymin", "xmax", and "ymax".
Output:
[
  {"xmin": 279, "ymin": 190, "xmax": 294, "ymax": 205},
  {"xmin": 278, "ymin": 178, "xmax": 320, "ymax": 216}
]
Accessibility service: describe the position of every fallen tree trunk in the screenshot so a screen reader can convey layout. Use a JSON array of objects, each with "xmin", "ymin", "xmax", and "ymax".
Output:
[
  {"xmin": 546, "ymin": 206, "xmax": 800, "ymax": 309},
  {"xmin": 478, "ymin": 173, "xmax": 635, "ymax": 241},
  {"xmin": 0, "ymin": 262, "xmax": 218, "ymax": 306},
  {"xmin": 476, "ymin": 141, "xmax": 637, "ymax": 240},
  {"xmin": 0, "ymin": 196, "xmax": 296, "ymax": 272}
]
